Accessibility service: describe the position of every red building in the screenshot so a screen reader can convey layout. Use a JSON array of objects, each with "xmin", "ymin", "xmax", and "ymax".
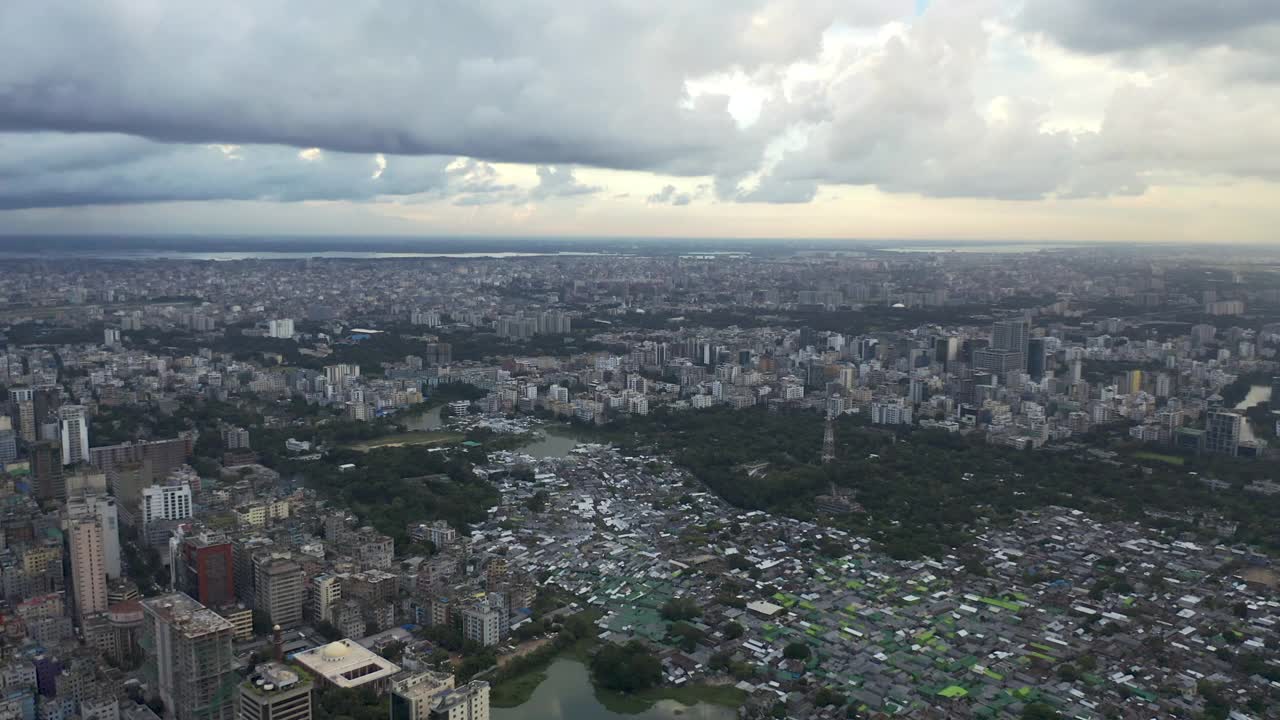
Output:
[{"xmin": 181, "ymin": 533, "xmax": 235, "ymax": 607}]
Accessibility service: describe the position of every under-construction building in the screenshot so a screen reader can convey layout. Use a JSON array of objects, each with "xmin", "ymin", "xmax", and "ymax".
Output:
[{"xmin": 141, "ymin": 592, "xmax": 238, "ymax": 720}]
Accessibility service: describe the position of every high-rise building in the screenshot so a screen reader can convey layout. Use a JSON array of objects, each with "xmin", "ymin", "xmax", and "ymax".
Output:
[
  {"xmin": 58, "ymin": 405, "xmax": 90, "ymax": 466},
  {"xmin": 972, "ymin": 348, "xmax": 1023, "ymax": 376},
  {"xmin": 991, "ymin": 320, "xmax": 1030, "ymax": 369},
  {"xmin": 103, "ymin": 327, "xmax": 122, "ymax": 348},
  {"xmin": 32, "ymin": 441, "xmax": 65, "ymax": 502},
  {"xmin": 239, "ymin": 663, "xmax": 312, "ymax": 720},
  {"xmin": 67, "ymin": 494, "xmax": 121, "ymax": 579},
  {"xmin": 1125, "ymin": 369, "xmax": 1144, "ymax": 396},
  {"xmin": 254, "ymin": 557, "xmax": 304, "ymax": 629},
  {"xmin": 1205, "ymin": 411, "xmax": 1242, "ymax": 456},
  {"xmin": 141, "ymin": 593, "xmax": 237, "ymax": 720},
  {"xmin": 0, "ymin": 429, "xmax": 16, "ymax": 464},
  {"xmin": 391, "ymin": 672, "xmax": 455, "ymax": 720},
  {"xmin": 180, "ymin": 533, "xmax": 235, "ymax": 608},
  {"xmin": 9, "ymin": 387, "xmax": 36, "ymax": 443},
  {"xmin": 67, "ymin": 516, "xmax": 108, "ymax": 620},
  {"xmin": 1026, "ymin": 338, "xmax": 1048, "ymax": 380}
]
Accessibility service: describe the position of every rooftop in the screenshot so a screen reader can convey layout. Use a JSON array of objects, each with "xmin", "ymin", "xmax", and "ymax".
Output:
[
  {"xmin": 140, "ymin": 592, "xmax": 234, "ymax": 636},
  {"xmin": 292, "ymin": 639, "xmax": 400, "ymax": 690}
]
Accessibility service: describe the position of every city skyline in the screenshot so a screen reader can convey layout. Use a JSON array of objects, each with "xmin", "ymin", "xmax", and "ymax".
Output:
[{"xmin": 3, "ymin": 1, "xmax": 1280, "ymax": 242}]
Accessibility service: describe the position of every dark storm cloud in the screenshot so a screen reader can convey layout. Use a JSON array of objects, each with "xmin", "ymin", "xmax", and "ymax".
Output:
[
  {"xmin": 1018, "ymin": 0, "xmax": 1280, "ymax": 53},
  {"xmin": 0, "ymin": 1, "xmax": 902, "ymax": 178},
  {"xmin": 0, "ymin": 135, "xmax": 450, "ymax": 210}
]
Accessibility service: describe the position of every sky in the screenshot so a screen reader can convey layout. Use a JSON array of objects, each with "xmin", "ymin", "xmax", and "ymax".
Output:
[{"xmin": 2, "ymin": 1, "xmax": 1279, "ymax": 243}]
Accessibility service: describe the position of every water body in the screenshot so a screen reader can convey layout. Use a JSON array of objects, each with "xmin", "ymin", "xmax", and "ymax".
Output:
[
  {"xmin": 491, "ymin": 659, "xmax": 735, "ymax": 720},
  {"xmin": 877, "ymin": 242, "xmax": 1083, "ymax": 254},
  {"xmin": 401, "ymin": 405, "xmax": 444, "ymax": 432},
  {"xmin": 512, "ymin": 428, "xmax": 593, "ymax": 459},
  {"xmin": 1233, "ymin": 385, "xmax": 1273, "ymax": 443}
]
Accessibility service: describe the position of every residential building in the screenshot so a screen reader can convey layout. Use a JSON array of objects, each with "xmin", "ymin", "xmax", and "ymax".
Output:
[
  {"xmin": 67, "ymin": 516, "xmax": 108, "ymax": 620},
  {"xmin": 428, "ymin": 681, "xmax": 489, "ymax": 720},
  {"xmin": 66, "ymin": 494, "xmax": 121, "ymax": 579},
  {"xmin": 254, "ymin": 556, "xmax": 304, "ymax": 629},
  {"xmin": 390, "ymin": 672, "xmax": 455, "ymax": 720},
  {"xmin": 307, "ymin": 574, "xmax": 341, "ymax": 625}
]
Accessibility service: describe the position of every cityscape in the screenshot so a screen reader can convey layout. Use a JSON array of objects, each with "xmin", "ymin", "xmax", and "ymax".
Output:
[
  {"xmin": 3, "ymin": 1, "xmax": 1280, "ymax": 719},
  {"xmin": 0, "ymin": 244, "xmax": 1273, "ymax": 720}
]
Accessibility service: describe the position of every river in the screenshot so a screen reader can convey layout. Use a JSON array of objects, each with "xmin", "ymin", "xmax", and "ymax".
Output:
[
  {"xmin": 1233, "ymin": 385, "xmax": 1273, "ymax": 443},
  {"xmin": 492, "ymin": 659, "xmax": 736, "ymax": 720}
]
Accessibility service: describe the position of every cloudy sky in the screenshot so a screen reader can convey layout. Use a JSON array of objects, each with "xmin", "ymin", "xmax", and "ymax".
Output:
[{"xmin": 2, "ymin": 0, "xmax": 1279, "ymax": 242}]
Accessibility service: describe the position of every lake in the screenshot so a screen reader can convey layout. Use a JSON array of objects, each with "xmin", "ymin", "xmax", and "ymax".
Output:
[
  {"xmin": 1233, "ymin": 385, "xmax": 1274, "ymax": 443},
  {"xmin": 491, "ymin": 659, "xmax": 736, "ymax": 720}
]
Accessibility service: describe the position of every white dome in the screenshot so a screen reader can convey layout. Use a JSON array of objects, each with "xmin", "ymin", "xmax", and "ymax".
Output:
[{"xmin": 322, "ymin": 641, "xmax": 349, "ymax": 661}]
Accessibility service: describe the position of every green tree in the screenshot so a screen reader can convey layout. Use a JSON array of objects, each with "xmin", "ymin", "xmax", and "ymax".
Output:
[
  {"xmin": 1021, "ymin": 702, "xmax": 1058, "ymax": 720},
  {"xmin": 660, "ymin": 597, "xmax": 701, "ymax": 622},
  {"xmin": 590, "ymin": 642, "xmax": 662, "ymax": 693},
  {"xmin": 783, "ymin": 642, "xmax": 810, "ymax": 661}
]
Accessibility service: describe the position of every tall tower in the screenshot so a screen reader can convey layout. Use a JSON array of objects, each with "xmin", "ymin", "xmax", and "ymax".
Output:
[
  {"xmin": 67, "ymin": 515, "xmax": 108, "ymax": 620},
  {"xmin": 822, "ymin": 412, "xmax": 836, "ymax": 465}
]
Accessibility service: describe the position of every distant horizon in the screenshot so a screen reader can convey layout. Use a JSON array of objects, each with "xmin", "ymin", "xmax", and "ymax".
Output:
[{"xmin": 0, "ymin": 234, "xmax": 1274, "ymax": 248}]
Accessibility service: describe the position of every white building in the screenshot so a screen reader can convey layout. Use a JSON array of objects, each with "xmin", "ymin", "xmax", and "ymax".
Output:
[
  {"xmin": 142, "ymin": 483, "xmax": 193, "ymax": 530},
  {"xmin": 871, "ymin": 400, "xmax": 913, "ymax": 426},
  {"xmin": 461, "ymin": 598, "xmax": 502, "ymax": 647},
  {"xmin": 267, "ymin": 319, "xmax": 295, "ymax": 339},
  {"xmin": 58, "ymin": 405, "xmax": 89, "ymax": 466}
]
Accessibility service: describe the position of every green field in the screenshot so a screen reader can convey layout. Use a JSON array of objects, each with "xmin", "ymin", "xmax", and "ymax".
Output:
[
  {"xmin": 1132, "ymin": 451, "xmax": 1186, "ymax": 466},
  {"xmin": 344, "ymin": 430, "xmax": 463, "ymax": 452}
]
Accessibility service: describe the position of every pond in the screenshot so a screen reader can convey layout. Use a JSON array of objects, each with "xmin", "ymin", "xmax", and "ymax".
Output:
[
  {"xmin": 512, "ymin": 427, "xmax": 596, "ymax": 459},
  {"xmin": 1233, "ymin": 385, "xmax": 1273, "ymax": 443},
  {"xmin": 401, "ymin": 405, "xmax": 444, "ymax": 432},
  {"xmin": 491, "ymin": 659, "xmax": 737, "ymax": 720}
]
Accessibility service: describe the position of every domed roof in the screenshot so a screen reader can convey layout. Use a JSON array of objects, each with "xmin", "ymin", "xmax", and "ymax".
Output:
[{"xmin": 322, "ymin": 641, "xmax": 349, "ymax": 661}]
